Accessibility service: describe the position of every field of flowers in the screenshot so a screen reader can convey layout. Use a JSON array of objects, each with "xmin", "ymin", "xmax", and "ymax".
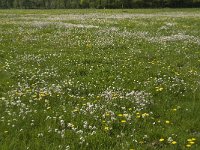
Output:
[{"xmin": 0, "ymin": 9, "xmax": 200, "ymax": 150}]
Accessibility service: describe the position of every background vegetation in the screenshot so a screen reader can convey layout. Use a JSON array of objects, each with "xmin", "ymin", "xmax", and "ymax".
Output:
[{"xmin": 0, "ymin": 0, "xmax": 200, "ymax": 9}]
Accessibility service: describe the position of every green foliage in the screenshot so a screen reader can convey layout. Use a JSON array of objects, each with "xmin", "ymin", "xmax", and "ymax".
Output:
[{"xmin": 0, "ymin": 0, "xmax": 200, "ymax": 8}]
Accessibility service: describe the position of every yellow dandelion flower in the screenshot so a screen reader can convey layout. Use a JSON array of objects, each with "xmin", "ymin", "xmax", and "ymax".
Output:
[
  {"xmin": 172, "ymin": 108, "xmax": 177, "ymax": 111},
  {"xmin": 187, "ymin": 139, "xmax": 192, "ymax": 142},
  {"xmin": 105, "ymin": 112, "xmax": 110, "ymax": 116},
  {"xmin": 136, "ymin": 115, "xmax": 141, "ymax": 118},
  {"xmin": 171, "ymin": 141, "xmax": 177, "ymax": 144},
  {"xmin": 191, "ymin": 138, "xmax": 196, "ymax": 141},
  {"xmin": 121, "ymin": 120, "xmax": 126, "ymax": 123},
  {"xmin": 118, "ymin": 114, "xmax": 123, "ymax": 117},
  {"xmin": 159, "ymin": 138, "xmax": 165, "ymax": 142},
  {"xmin": 186, "ymin": 144, "xmax": 191, "ymax": 148},
  {"xmin": 165, "ymin": 120, "xmax": 170, "ymax": 124},
  {"xmin": 142, "ymin": 113, "xmax": 149, "ymax": 118},
  {"xmin": 155, "ymin": 86, "xmax": 164, "ymax": 92},
  {"xmin": 39, "ymin": 92, "xmax": 46, "ymax": 97},
  {"xmin": 104, "ymin": 126, "xmax": 109, "ymax": 130},
  {"xmin": 189, "ymin": 141, "xmax": 195, "ymax": 145}
]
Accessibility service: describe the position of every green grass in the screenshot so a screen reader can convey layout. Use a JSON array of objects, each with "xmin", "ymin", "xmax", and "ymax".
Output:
[{"xmin": 0, "ymin": 9, "xmax": 200, "ymax": 150}]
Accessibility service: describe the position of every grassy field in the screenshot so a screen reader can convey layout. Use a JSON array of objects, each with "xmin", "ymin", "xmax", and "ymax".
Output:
[{"xmin": 0, "ymin": 9, "xmax": 200, "ymax": 150}]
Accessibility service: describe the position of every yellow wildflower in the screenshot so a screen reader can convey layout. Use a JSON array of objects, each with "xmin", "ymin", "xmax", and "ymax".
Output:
[
  {"xmin": 155, "ymin": 86, "xmax": 164, "ymax": 92},
  {"xmin": 189, "ymin": 141, "xmax": 195, "ymax": 145},
  {"xmin": 187, "ymin": 139, "xmax": 192, "ymax": 142},
  {"xmin": 39, "ymin": 92, "xmax": 46, "ymax": 97},
  {"xmin": 118, "ymin": 114, "xmax": 123, "ymax": 117},
  {"xmin": 186, "ymin": 144, "xmax": 191, "ymax": 148},
  {"xmin": 171, "ymin": 141, "xmax": 177, "ymax": 144},
  {"xmin": 104, "ymin": 126, "xmax": 109, "ymax": 130},
  {"xmin": 159, "ymin": 138, "xmax": 165, "ymax": 142},
  {"xmin": 142, "ymin": 113, "xmax": 149, "ymax": 118},
  {"xmin": 165, "ymin": 120, "xmax": 170, "ymax": 124},
  {"xmin": 121, "ymin": 120, "xmax": 126, "ymax": 123},
  {"xmin": 136, "ymin": 115, "xmax": 141, "ymax": 119},
  {"xmin": 191, "ymin": 138, "xmax": 196, "ymax": 141},
  {"xmin": 105, "ymin": 112, "xmax": 110, "ymax": 116},
  {"xmin": 172, "ymin": 108, "xmax": 177, "ymax": 111}
]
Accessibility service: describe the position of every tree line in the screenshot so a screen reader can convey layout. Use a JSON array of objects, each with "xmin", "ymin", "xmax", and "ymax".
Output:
[{"xmin": 0, "ymin": 0, "xmax": 200, "ymax": 9}]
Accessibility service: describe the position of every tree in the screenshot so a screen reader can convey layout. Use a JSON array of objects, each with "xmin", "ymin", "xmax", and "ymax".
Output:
[
  {"xmin": 80, "ymin": 0, "xmax": 89, "ymax": 8},
  {"xmin": 0, "ymin": 0, "xmax": 200, "ymax": 9}
]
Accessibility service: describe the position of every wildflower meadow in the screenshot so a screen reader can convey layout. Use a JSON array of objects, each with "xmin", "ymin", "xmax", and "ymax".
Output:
[{"xmin": 0, "ymin": 9, "xmax": 200, "ymax": 150}]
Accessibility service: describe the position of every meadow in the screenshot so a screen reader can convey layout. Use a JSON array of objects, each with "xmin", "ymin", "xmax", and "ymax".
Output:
[{"xmin": 0, "ymin": 9, "xmax": 200, "ymax": 150}]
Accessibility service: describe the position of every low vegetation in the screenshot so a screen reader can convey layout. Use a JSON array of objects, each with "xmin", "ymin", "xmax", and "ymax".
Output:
[{"xmin": 0, "ymin": 9, "xmax": 200, "ymax": 149}]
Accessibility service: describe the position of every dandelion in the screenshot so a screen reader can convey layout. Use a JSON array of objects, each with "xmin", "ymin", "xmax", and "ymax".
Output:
[
  {"xmin": 121, "ymin": 120, "xmax": 126, "ymax": 123},
  {"xmin": 186, "ymin": 144, "xmax": 191, "ymax": 148},
  {"xmin": 104, "ymin": 126, "xmax": 109, "ymax": 131},
  {"xmin": 187, "ymin": 139, "xmax": 192, "ymax": 142},
  {"xmin": 39, "ymin": 92, "xmax": 46, "ymax": 97},
  {"xmin": 189, "ymin": 141, "xmax": 195, "ymax": 145},
  {"xmin": 165, "ymin": 120, "xmax": 170, "ymax": 124},
  {"xmin": 105, "ymin": 112, "xmax": 110, "ymax": 116},
  {"xmin": 191, "ymin": 138, "xmax": 196, "ymax": 141},
  {"xmin": 159, "ymin": 138, "xmax": 165, "ymax": 142},
  {"xmin": 155, "ymin": 86, "xmax": 164, "ymax": 92},
  {"xmin": 172, "ymin": 108, "xmax": 177, "ymax": 111},
  {"xmin": 118, "ymin": 114, "xmax": 123, "ymax": 117},
  {"xmin": 142, "ymin": 113, "xmax": 149, "ymax": 118},
  {"xmin": 171, "ymin": 141, "xmax": 177, "ymax": 144},
  {"xmin": 136, "ymin": 115, "xmax": 141, "ymax": 118}
]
